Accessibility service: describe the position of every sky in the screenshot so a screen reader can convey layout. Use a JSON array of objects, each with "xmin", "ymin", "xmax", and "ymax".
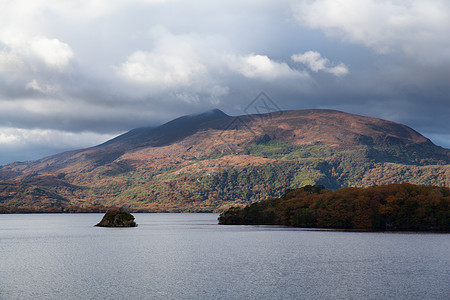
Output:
[{"xmin": 0, "ymin": 0, "xmax": 449, "ymax": 164}]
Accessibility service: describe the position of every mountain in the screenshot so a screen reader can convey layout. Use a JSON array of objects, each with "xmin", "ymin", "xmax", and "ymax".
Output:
[{"xmin": 0, "ymin": 109, "xmax": 449, "ymax": 213}]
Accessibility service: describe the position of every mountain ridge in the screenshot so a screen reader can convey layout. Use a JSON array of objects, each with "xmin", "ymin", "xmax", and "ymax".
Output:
[{"xmin": 0, "ymin": 108, "xmax": 448, "ymax": 213}]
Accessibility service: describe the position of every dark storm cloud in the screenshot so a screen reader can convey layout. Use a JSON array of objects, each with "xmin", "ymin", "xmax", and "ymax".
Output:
[{"xmin": 0, "ymin": 0, "xmax": 449, "ymax": 164}]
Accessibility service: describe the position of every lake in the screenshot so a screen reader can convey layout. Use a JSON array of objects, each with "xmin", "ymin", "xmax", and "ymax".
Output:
[{"xmin": 0, "ymin": 213, "xmax": 449, "ymax": 299}]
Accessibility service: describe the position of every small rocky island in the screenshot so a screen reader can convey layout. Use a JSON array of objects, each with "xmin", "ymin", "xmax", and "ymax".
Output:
[{"xmin": 95, "ymin": 210, "xmax": 137, "ymax": 227}]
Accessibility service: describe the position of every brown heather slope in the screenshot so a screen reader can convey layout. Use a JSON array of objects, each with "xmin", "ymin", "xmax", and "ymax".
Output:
[{"xmin": 0, "ymin": 109, "xmax": 449, "ymax": 212}]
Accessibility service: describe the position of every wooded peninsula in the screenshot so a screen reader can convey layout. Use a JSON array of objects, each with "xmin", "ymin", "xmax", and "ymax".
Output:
[{"xmin": 218, "ymin": 183, "xmax": 450, "ymax": 231}]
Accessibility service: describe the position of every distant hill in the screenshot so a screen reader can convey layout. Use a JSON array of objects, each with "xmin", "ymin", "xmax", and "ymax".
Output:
[{"xmin": 0, "ymin": 109, "xmax": 449, "ymax": 213}]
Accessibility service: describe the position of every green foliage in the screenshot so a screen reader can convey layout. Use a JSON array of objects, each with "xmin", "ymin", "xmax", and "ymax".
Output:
[
  {"xmin": 245, "ymin": 140, "xmax": 335, "ymax": 160},
  {"xmin": 369, "ymin": 142, "xmax": 449, "ymax": 165}
]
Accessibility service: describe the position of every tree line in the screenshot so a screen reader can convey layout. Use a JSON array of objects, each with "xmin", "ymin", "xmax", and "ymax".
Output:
[{"xmin": 218, "ymin": 183, "xmax": 450, "ymax": 231}]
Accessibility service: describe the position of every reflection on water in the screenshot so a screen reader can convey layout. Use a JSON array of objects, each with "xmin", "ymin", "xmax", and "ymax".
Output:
[{"xmin": 1, "ymin": 213, "xmax": 449, "ymax": 299}]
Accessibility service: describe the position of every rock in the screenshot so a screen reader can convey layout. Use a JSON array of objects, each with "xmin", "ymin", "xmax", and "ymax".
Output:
[{"xmin": 95, "ymin": 210, "xmax": 137, "ymax": 227}]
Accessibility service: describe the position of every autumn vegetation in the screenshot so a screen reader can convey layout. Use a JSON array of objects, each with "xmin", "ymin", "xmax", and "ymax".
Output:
[
  {"xmin": 218, "ymin": 183, "xmax": 450, "ymax": 231},
  {"xmin": 0, "ymin": 109, "xmax": 449, "ymax": 213}
]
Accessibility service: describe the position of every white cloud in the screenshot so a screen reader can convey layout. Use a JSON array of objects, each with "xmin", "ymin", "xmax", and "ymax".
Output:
[
  {"xmin": 1, "ymin": 0, "xmax": 171, "ymax": 30},
  {"xmin": 209, "ymin": 85, "xmax": 230, "ymax": 105},
  {"xmin": 0, "ymin": 127, "xmax": 114, "ymax": 148},
  {"xmin": 0, "ymin": 126, "xmax": 116, "ymax": 163},
  {"xmin": 31, "ymin": 37, "xmax": 73, "ymax": 70},
  {"xmin": 9, "ymin": 98, "xmax": 67, "ymax": 116},
  {"xmin": 25, "ymin": 80, "xmax": 44, "ymax": 93},
  {"xmin": 116, "ymin": 27, "xmax": 217, "ymax": 89},
  {"xmin": 227, "ymin": 54, "xmax": 307, "ymax": 81},
  {"xmin": 292, "ymin": 51, "xmax": 348, "ymax": 77},
  {"xmin": 0, "ymin": 36, "xmax": 73, "ymax": 81},
  {"xmin": 118, "ymin": 50, "xmax": 206, "ymax": 87},
  {"xmin": 293, "ymin": 0, "xmax": 450, "ymax": 61},
  {"xmin": 118, "ymin": 25, "xmax": 310, "ymax": 90},
  {"xmin": 0, "ymin": 50, "xmax": 24, "ymax": 74},
  {"xmin": 0, "ymin": 132, "xmax": 22, "ymax": 145},
  {"xmin": 115, "ymin": 27, "xmax": 237, "ymax": 106},
  {"xmin": 25, "ymin": 80, "xmax": 59, "ymax": 94}
]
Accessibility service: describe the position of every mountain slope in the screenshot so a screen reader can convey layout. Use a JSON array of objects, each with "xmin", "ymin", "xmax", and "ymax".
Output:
[{"xmin": 0, "ymin": 109, "xmax": 449, "ymax": 212}]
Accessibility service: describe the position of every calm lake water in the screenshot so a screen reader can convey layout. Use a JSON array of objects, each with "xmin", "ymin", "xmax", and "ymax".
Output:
[{"xmin": 0, "ymin": 213, "xmax": 448, "ymax": 299}]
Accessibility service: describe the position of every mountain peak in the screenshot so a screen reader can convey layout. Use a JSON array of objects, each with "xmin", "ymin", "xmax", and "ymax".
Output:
[
  {"xmin": 196, "ymin": 108, "xmax": 228, "ymax": 118},
  {"xmin": 98, "ymin": 109, "xmax": 228, "ymax": 148}
]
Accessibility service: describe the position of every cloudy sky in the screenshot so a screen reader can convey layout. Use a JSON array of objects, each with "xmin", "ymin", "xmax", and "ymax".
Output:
[{"xmin": 0, "ymin": 0, "xmax": 449, "ymax": 164}]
